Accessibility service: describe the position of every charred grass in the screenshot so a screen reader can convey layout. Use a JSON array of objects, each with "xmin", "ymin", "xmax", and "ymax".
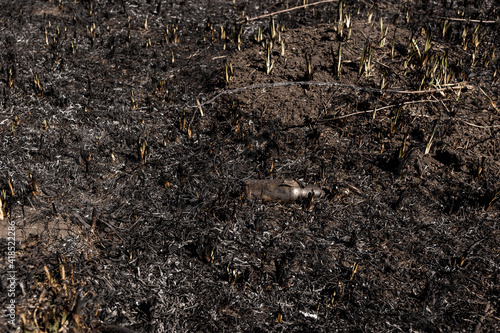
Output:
[{"xmin": 0, "ymin": 0, "xmax": 499, "ymax": 332}]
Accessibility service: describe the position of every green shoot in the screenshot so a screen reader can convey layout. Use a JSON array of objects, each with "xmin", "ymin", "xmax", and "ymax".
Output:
[
  {"xmin": 424, "ymin": 121, "xmax": 437, "ymax": 155},
  {"xmin": 265, "ymin": 39, "xmax": 274, "ymax": 74},
  {"xmin": 398, "ymin": 134, "xmax": 409, "ymax": 158},
  {"xmin": 256, "ymin": 26, "xmax": 263, "ymax": 42},
  {"xmin": 337, "ymin": 0, "xmax": 344, "ymax": 38},
  {"xmin": 368, "ymin": 4, "xmax": 375, "ymax": 23},
  {"xmin": 379, "ymin": 18, "xmax": 388, "ymax": 47},
  {"xmin": 305, "ymin": 53, "xmax": 314, "ymax": 80},
  {"xmin": 270, "ymin": 17, "xmax": 276, "ymax": 40},
  {"xmin": 424, "ymin": 28, "xmax": 432, "ymax": 55},
  {"xmin": 138, "ymin": 138, "xmax": 148, "ymax": 164},
  {"xmin": 391, "ymin": 35, "xmax": 396, "ymax": 58},
  {"xmin": 442, "ymin": 20, "xmax": 450, "ymax": 38},
  {"xmin": 390, "ymin": 105, "xmax": 402, "ymax": 134},
  {"xmin": 224, "ymin": 60, "xmax": 233, "ymax": 83},
  {"xmin": 359, "ymin": 42, "xmax": 373, "ymax": 77},
  {"xmin": 345, "ymin": 12, "xmax": 352, "ymax": 40},
  {"xmin": 332, "ymin": 44, "xmax": 342, "ymax": 77},
  {"xmin": 131, "ymin": 91, "xmax": 136, "ymax": 110},
  {"xmin": 380, "ymin": 73, "xmax": 387, "ymax": 90}
]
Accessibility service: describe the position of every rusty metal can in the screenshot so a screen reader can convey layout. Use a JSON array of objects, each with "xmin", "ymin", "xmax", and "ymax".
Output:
[{"xmin": 245, "ymin": 179, "xmax": 323, "ymax": 202}]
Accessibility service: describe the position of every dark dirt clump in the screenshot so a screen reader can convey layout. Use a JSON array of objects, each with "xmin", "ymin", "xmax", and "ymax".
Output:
[{"xmin": 0, "ymin": 1, "xmax": 499, "ymax": 332}]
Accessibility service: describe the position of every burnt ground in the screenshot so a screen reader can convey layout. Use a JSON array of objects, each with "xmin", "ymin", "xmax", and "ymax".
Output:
[{"xmin": 0, "ymin": 0, "xmax": 499, "ymax": 332}]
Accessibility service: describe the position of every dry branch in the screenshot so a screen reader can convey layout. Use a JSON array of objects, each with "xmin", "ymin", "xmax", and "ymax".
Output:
[
  {"xmin": 241, "ymin": 0, "xmax": 338, "ymax": 23},
  {"xmin": 192, "ymin": 81, "xmax": 472, "ymax": 108}
]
